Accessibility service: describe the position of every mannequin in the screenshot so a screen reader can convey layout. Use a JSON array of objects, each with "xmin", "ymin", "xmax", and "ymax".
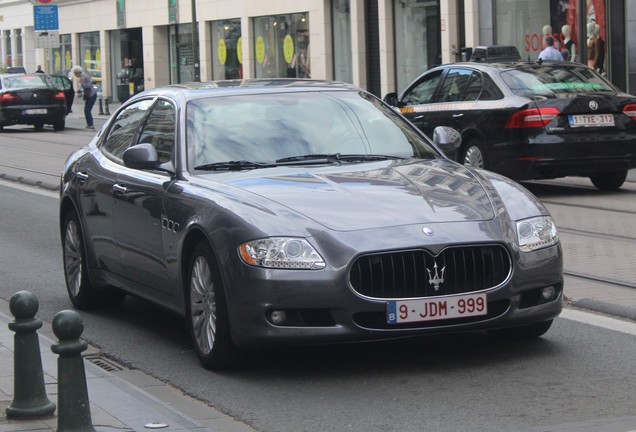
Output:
[
  {"xmin": 562, "ymin": 24, "xmax": 575, "ymax": 61},
  {"xmin": 595, "ymin": 24, "xmax": 605, "ymax": 74},
  {"xmin": 586, "ymin": 22, "xmax": 598, "ymax": 69}
]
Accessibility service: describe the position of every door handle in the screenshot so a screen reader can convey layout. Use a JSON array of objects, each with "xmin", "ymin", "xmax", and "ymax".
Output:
[
  {"xmin": 112, "ymin": 183, "xmax": 127, "ymax": 194},
  {"xmin": 452, "ymin": 113, "xmax": 464, "ymax": 118},
  {"xmin": 75, "ymin": 171, "xmax": 88, "ymax": 182}
]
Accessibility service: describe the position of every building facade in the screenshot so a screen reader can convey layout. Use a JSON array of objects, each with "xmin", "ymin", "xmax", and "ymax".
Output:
[{"xmin": 1, "ymin": 0, "xmax": 634, "ymax": 103}]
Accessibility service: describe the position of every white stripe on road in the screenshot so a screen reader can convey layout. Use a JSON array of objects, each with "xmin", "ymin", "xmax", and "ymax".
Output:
[{"xmin": 562, "ymin": 307, "xmax": 636, "ymax": 336}]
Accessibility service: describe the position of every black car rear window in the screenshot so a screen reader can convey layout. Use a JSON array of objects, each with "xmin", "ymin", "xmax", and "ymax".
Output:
[
  {"xmin": 500, "ymin": 66, "xmax": 614, "ymax": 96},
  {"xmin": 3, "ymin": 75, "xmax": 48, "ymax": 89}
]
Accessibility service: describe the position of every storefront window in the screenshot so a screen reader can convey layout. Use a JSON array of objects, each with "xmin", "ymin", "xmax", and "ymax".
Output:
[
  {"xmin": 394, "ymin": 0, "xmax": 440, "ymax": 92},
  {"xmin": 111, "ymin": 28, "xmax": 144, "ymax": 102},
  {"xmin": 169, "ymin": 24, "xmax": 194, "ymax": 83},
  {"xmin": 332, "ymin": 0, "xmax": 352, "ymax": 83},
  {"xmin": 211, "ymin": 19, "xmax": 242, "ymax": 80},
  {"xmin": 14, "ymin": 29, "xmax": 23, "ymax": 66},
  {"xmin": 3, "ymin": 30, "xmax": 10, "ymax": 66},
  {"xmin": 253, "ymin": 13, "xmax": 310, "ymax": 79},
  {"xmin": 79, "ymin": 31, "xmax": 101, "ymax": 84},
  {"xmin": 51, "ymin": 34, "xmax": 72, "ymax": 75},
  {"xmin": 495, "ymin": 0, "xmax": 605, "ymax": 68}
]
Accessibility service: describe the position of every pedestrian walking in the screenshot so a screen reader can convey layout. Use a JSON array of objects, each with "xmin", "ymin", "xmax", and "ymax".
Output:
[
  {"xmin": 71, "ymin": 65, "xmax": 97, "ymax": 130},
  {"xmin": 538, "ymin": 35, "xmax": 564, "ymax": 61},
  {"xmin": 34, "ymin": 65, "xmax": 44, "ymax": 73}
]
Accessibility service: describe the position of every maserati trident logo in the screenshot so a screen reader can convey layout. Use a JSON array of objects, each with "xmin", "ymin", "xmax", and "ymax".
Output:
[
  {"xmin": 589, "ymin": 100, "xmax": 598, "ymax": 110},
  {"xmin": 427, "ymin": 261, "xmax": 445, "ymax": 291}
]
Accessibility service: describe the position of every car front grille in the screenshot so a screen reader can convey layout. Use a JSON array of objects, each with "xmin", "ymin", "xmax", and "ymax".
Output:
[{"xmin": 349, "ymin": 245, "xmax": 511, "ymax": 299}]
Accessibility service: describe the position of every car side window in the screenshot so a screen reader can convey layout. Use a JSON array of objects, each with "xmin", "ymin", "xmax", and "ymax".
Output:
[
  {"xmin": 102, "ymin": 99, "xmax": 154, "ymax": 161},
  {"xmin": 479, "ymin": 74, "xmax": 504, "ymax": 100},
  {"xmin": 137, "ymin": 99, "xmax": 176, "ymax": 164},
  {"xmin": 402, "ymin": 71, "xmax": 443, "ymax": 106},
  {"xmin": 438, "ymin": 68, "xmax": 473, "ymax": 102}
]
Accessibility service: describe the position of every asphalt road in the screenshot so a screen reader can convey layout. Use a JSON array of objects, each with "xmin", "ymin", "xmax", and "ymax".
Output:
[{"xmin": 1, "ymin": 179, "xmax": 636, "ymax": 432}]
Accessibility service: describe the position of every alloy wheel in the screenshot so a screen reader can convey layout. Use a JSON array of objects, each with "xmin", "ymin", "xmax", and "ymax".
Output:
[
  {"xmin": 463, "ymin": 145, "xmax": 484, "ymax": 168},
  {"xmin": 190, "ymin": 256, "xmax": 217, "ymax": 355},
  {"xmin": 63, "ymin": 219, "xmax": 83, "ymax": 297}
]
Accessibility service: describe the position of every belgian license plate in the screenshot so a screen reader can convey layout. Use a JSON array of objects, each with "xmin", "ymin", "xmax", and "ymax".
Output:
[
  {"xmin": 568, "ymin": 114, "xmax": 614, "ymax": 127},
  {"xmin": 23, "ymin": 108, "xmax": 47, "ymax": 115},
  {"xmin": 387, "ymin": 293, "xmax": 487, "ymax": 324}
]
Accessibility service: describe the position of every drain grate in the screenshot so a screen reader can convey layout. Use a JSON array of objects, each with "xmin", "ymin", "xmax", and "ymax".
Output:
[{"xmin": 85, "ymin": 354, "xmax": 125, "ymax": 372}]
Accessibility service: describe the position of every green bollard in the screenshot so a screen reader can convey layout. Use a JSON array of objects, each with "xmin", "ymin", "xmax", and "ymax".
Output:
[
  {"xmin": 6, "ymin": 291, "xmax": 56, "ymax": 419},
  {"xmin": 51, "ymin": 310, "xmax": 96, "ymax": 432}
]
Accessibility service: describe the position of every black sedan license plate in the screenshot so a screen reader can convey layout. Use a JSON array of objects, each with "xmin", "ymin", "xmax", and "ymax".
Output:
[
  {"xmin": 568, "ymin": 114, "xmax": 614, "ymax": 127},
  {"xmin": 23, "ymin": 108, "xmax": 47, "ymax": 115},
  {"xmin": 387, "ymin": 293, "xmax": 487, "ymax": 324}
]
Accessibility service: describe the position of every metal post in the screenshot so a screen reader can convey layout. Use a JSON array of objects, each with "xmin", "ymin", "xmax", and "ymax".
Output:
[
  {"xmin": 6, "ymin": 291, "xmax": 56, "ymax": 419},
  {"xmin": 51, "ymin": 310, "xmax": 96, "ymax": 432}
]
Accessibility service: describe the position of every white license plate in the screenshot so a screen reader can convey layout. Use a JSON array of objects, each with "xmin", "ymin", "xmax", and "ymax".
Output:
[
  {"xmin": 568, "ymin": 114, "xmax": 614, "ymax": 127},
  {"xmin": 23, "ymin": 108, "xmax": 47, "ymax": 115},
  {"xmin": 387, "ymin": 293, "xmax": 487, "ymax": 324}
]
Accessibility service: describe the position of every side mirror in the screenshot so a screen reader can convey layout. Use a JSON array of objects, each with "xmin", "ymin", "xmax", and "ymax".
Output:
[
  {"xmin": 123, "ymin": 143, "xmax": 161, "ymax": 170},
  {"xmin": 383, "ymin": 92, "xmax": 398, "ymax": 106},
  {"xmin": 433, "ymin": 126, "xmax": 462, "ymax": 154}
]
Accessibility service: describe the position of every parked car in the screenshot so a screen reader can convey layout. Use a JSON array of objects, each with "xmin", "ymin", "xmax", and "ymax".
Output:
[
  {"xmin": 59, "ymin": 79, "xmax": 563, "ymax": 370},
  {"xmin": 0, "ymin": 73, "xmax": 67, "ymax": 131},
  {"xmin": 49, "ymin": 74, "xmax": 75, "ymax": 115},
  {"xmin": 384, "ymin": 61, "xmax": 636, "ymax": 190},
  {"xmin": 5, "ymin": 66, "xmax": 26, "ymax": 74}
]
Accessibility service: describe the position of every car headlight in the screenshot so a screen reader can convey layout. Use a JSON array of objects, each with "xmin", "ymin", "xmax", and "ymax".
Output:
[
  {"xmin": 516, "ymin": 216, "xmax": 559, "ymax": 252},
  {"xmin": 239, "ymin": 237, "xmax": 326, "ymax": 269}
]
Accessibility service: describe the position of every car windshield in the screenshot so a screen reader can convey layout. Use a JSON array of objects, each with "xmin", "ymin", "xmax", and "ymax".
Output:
[
  {"xmin": 186, "ymin": 90, "xmax": 439, "ymax": 171},
  {"xmin": 500, "ymin": 66, "xmax": 615, "ymax": 97},
  {"xmin": 3, "ymin": 75, "xmax": 48, "ymax": 89}
]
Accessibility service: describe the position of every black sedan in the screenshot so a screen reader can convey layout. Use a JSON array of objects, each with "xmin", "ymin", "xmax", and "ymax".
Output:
[
  {"xmin": 0, "ymin": 73, "xmax": 67, "ymax": 131},
  {"xmin": 384, "ymin": 61, "xmax": 636, "ymax": 190},
  {"xmin": 60, "ymin": 80, "xmax": 563, "ymax": 370},
  {"xmin": 49, "ymin": 74, "xmax": 75, "ymax": 115}
]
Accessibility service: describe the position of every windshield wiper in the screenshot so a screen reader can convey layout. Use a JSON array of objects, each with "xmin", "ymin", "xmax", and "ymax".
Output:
[
  {"xmin": 194, "ymin": 160, "xmax": 275, "ymax": 171},
  {"xmin": 275, "ymin": 153, "xmax": 405, "ymax": 164}
]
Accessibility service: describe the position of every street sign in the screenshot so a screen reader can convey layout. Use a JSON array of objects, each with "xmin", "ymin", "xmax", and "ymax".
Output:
[
  {"xmin": 33, "ymin": 5, "xmax": 59, "ymax": 31},
  {"xmin": 35, "ymin": 31, "xmax": 60, "ymax": 49}
]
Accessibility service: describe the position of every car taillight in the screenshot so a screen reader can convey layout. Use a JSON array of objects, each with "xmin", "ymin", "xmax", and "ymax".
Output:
[
  {"xmin": 505, "ymin": 107, "xmax": 561, "ymax": 128},
  {"xmin": 623, "ymin": 104, "xmax": 636, "ymax": 121},
  {"xmin": 0, "ymin": 92, "xmax": 19, "ymax": 103},
  {"xmin": 54, "ymin": 91, "xmax": 66, "ymax": 101}
]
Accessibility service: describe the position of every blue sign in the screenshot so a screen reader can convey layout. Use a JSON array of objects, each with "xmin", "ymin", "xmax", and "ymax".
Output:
[{"xmin": 34, "ymin": 5, "xmax": 59, "ymax": 31}]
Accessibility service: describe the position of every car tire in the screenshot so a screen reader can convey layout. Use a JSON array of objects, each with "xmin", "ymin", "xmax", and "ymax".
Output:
[
  {"xmin": 590, "ymin": 170, "xmax": 628, "ymax": 191},
  {"xmin": 487, "ymin": 319, "xmax": 553, "ymax": 339},
  {"xmin": 186, "ymin": 241, "xmax": 237, "ymax": 370},
  {"xmin": 33, "ymin": 121, "xmax": 44, "ymax": 131},
  {"xmin": 53, "ymin": 119, "xmax": 65, "ymax": 132},
  {"xmin": 461, "ymin": 139, "xmax": 489, "ymax": 170},
  {"xmin": 62, "ymin": 211, "xmax": 126, "ymax": 309}
]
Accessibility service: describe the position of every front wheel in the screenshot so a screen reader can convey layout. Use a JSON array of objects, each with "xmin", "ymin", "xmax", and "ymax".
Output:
[
  {"xmin": 186, "ymin": 241, "xmax": 237, "ymax": 370},
  {"xmin": 487, "ymin": 320, "xmax": 553, "ymax": 339},
  {"xmin": 590, "ymin": 170, "xmax": 627, "ymax": 191}
]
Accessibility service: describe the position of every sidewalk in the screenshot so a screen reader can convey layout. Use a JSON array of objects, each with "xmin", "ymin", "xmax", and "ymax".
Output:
[{"xmin": 0, "ymin": 296, "xmax": 257, "ymax": 432}]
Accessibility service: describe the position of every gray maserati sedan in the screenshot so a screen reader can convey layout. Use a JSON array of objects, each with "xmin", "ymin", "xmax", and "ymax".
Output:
[{"xmin": 59, "ymin": 79, "xmax": 563, "ymax": 370}]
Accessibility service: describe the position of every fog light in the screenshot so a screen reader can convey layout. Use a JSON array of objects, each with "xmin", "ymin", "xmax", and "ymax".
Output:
[
  {"xmin": 542, "ymin": 286, "xmax": 556, "ymax": 301},
  {"xmin": 270, "ymin": 310, "xmax": 286, "ymax": 325}
]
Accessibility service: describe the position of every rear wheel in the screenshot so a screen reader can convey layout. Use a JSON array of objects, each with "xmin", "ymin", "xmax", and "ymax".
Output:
[
  {"xmin": 62, "ymin": 211, "xmax": 125, "ymax": 309},
  {"xmin": 186, "ymin": 241, "xmax": 237, "ymax": 370},
  {"xmin": 590, "ymin": 170, "xmax": 627, "ymax": 191},
  {"xmin": 461, "ymin": 139, "xmax": 489, "ymax": 170},
  {"xmin": 53, "ymin": 119, "xmax": 65, "ymax": 131},
  {"xmin": 487, "ymin": 320, "xmax": 553, "ymax": 339}
]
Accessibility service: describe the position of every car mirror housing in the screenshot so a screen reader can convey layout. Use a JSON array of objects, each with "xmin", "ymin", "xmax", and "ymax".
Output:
[
  {"xmin": 433, "ymin": 126, "xmax": 462, "ymax": 153},
  {"xmin": 383, "ymin": 92, "xmax": 398, "ymax": 106},
  {"xmin": 123, "ymin": 143, "xmax": 161, "ymax": 170}
]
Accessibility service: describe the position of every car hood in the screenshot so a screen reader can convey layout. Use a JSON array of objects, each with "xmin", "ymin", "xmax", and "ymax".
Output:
[{"xmin": 218, "ymin": 160, "xmax": 496, "ymax": 231}]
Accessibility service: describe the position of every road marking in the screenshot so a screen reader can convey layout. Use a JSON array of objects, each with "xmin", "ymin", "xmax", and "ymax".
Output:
[{"xmin": 562, "ymin": 307, "xmax": 636, "ymax": 336}]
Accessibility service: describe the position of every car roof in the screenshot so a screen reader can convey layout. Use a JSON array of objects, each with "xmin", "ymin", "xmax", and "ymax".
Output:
[
  {"xmin": 134, "ymin": 78, "xmax": 360, "ymax": 100},
  {"xmin": 433, "ymin": 60, "xmax": 592, "ymax": 73}
]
